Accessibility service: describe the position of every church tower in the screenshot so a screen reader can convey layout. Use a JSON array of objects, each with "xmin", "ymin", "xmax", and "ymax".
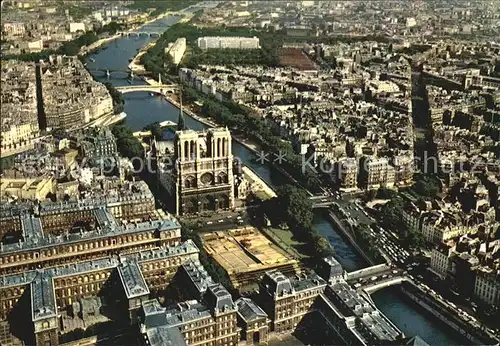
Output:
[{"xmin": 173, "ymin": 128, "xmax": 234, "ymax": 215}]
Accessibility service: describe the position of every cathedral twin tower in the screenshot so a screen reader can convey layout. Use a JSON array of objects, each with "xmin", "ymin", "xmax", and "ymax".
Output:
[{"xmin": 173, "ymin": 127, "xmax": 235, "ymax": 215}]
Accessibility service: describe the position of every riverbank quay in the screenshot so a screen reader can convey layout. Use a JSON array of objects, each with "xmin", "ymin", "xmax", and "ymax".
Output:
[
  {"xmin": 79, "ymin": 34, "xmax": 120, "ymax": 55},
  {"xmin": 325, "ymin": 210, "xmax": 377, "ymax": 266},
  {"xmin": 400, "ymin": 283, "xmax": 499, "ymax": 345}
]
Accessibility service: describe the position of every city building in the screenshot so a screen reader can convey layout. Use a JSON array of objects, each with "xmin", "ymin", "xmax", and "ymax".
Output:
[
  {"xmin": 474, "ymin": 266, "xmax": 500, "ymax": 307},
  {"xmin": 0, "ymin": 176, "xmax": 56, "ymax": 201},
  {"xmin": 200, "ymin": 227, "xmax": 299, "ymax": 290},
  {"xmin": 2, "ymin": 22, "xmax": 26, "ymax": 36},
  {"xmin": 259, "ymin": 269, "xmax": 327, "ymax": 333},
  {"xmin": 166, "ymin": 37, "xmax": 186, "ymax": 65},
  {"xmin": 0, "ymin": 240, "xmax": 199, "ymax": 345},
  {"xmin": 79, "ymin": 127, "xmax": 118, "ymax": 162},
  {"xmin": 337, "ymin": 157, "xmax": 358, "ymax": 191},
  {"xmin": 197, "ymin": 36, "xmax": 260, "ymax": 50},
  {"xmin": 40, "ymin": 56, "xmax": 113, "ymax": 130},
  {"xmin": 235, "ymin": 297, "xmax": 269, "ymax": 345},
  {"xmin": 359, "ymin": 156, "xmax": 395, "ymax": 190},
  {"xmin": 160, "ymin": 127, "xmax": 235, "ymax": 215},
  {"xmin": 139, "ymin": 284, "xmax": 239, "ymax": 346},
  {"xmin": 1, "ymin": 60, "xmax": 40, "ymax": 157}
]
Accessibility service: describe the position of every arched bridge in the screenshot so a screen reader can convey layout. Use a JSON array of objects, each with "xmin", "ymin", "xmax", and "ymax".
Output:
[
  {"xmin": 117, "ymin": 31, "xmax": 160, "ymax": 37},
  {"xmin": 309, "ymin": 195, "xmax": 336, "ymax": 209},
  {"xmin": 345, "ymin": 264, "xmax": 408, "ymax": 294},
  {"xmin": 361, "ymin": 276, "xmax": 409, "ymax": 294},
  {"xmin": 88, "ymin": 68, "xmax": 136, "ymax": 78},
  {"xmin": 115, "ymin": 84, "xmax": 179, "ymax": 95}
]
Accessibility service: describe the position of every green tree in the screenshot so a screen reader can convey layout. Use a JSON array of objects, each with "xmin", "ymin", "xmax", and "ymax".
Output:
[
  {"xmin": 104, "ymin": 82, "xmax": 125, "ymax": 114},
  {"xmin": 0, "ymin": 156, "xmax": 15, "ymax": 173},
  {"xmin": 276, "ymin": 185, "xmax": 314, "ymax": 230},
  {"xmin": 112, "ymin": 125, "xmax": 143, "ymax": 158},
  {"xmin": 413, "ymin": 175, "xmax": 440, "ymax": 197},
  {"xmin": 143, "ymin": 122, "xmax": 163, "ymax": 140},
  {"xmin": 380, "ymin": 196, "xmax": 405, "ymax": 232}
]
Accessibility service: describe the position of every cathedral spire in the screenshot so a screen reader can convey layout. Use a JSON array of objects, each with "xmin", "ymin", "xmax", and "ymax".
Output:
[{"xmin": 177, "ymin": 89, "xmax": 186, "ymax": 131}]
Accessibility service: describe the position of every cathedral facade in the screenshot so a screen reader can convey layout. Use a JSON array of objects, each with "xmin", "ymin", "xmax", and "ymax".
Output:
[{"xmin": 172, "ymin": 128, "xmax": 235, "ymax": 215}]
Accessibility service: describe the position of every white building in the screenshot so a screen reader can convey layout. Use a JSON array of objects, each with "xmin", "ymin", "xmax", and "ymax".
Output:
[
  {"xmin": 2, "ymin": 22, "xmax": 25, "ymax": 36},
  {"xmin": 363, "ymin": 156, "xmax": 395, "ymax": 190},
  {"xmin": 69, "ymin": 22, "xmax": 86, "ymax": 33},
  {"xmin": 197, "ymin": 36, "xmax": 260, "ymax": 50},
  {"xmin": 406, "ymin": 17, "xmax": 417, "ymax": 27},
  {"xmin": 430, "ymin": 244, "xmax": 453, "ymax": 280},
  {"xmin": 167, "ymin": 38, "xmax": 187, "ymax": 65},
  {"xmin": 474, "ymin": 267, "xmax": 500, "ymax": 306}
]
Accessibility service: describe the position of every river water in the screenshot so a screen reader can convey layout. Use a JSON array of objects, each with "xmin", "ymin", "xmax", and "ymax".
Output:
[{"xmin": 85, "ymin": 11, "xmax": 466, "ymax": 345}]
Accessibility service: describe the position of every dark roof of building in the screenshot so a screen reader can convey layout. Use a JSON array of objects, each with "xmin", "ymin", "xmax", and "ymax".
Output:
[
  {"xmin": 205, "ymin": 284, "xmax": 234, "ymax": 312},
  {"xmin": 146, "ymin": 326, "xmax": 187, "ymax": 346},
  {"xmin": 404, "ymin": 335, "xmax": 430, "ymax": 346},
  {"xmin": 262, "ymin": 270, "xmax": 294, "ymax": 297},
  {"xmin": 31, "ymin": 270, "xmax": 57, "ymax": 322},
  {"xmin": 142, "ymin": 299, "xmax": 167, "ymax": 328},
  {"xmin": 117, "ymin": 258, "xmax": 150, "ymax": 299},
  {"xmin": 182, "ymin": 259, "xmax": 215, "ymax": 295},
  {"xmin": 291, "ymin": 271, "xmax": 327, "ymax": 292},
  {"xmin": 235, "ymin": 297, "xmax": 267, "ymax": 322}
]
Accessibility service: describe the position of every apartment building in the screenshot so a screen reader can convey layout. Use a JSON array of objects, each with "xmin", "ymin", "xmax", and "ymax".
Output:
[
  {"xmin": 0, "ymin": 240, "xmax": 199, "ymax": 346},
  {"xmin": 474, "ymin": 266, "xmax": 500, "ymax": 306},
  {"xmin": 359, "ymin": 156, "xmax": 395, "ymax": 190},
  {"xmin": 167, "ymin": 37, "xmax": 187, "ymax": 65},
  {"xmin": 259, "ymin": 270, "xmax": 327, "ymax": 333},
  {"xmin": 197, "ymin": 36, "xmax": 260, "ymax": 50}
]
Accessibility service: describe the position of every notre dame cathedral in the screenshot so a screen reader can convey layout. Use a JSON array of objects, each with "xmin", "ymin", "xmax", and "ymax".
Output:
[{"xmin": 166, "ymin": 127, "xmax": 235, "ymax": 215}]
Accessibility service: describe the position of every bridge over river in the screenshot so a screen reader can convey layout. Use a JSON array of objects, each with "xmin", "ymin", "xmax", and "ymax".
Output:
[{"xmin": 115, "ymin": 84, "xmax": 179, "ymax": 95}]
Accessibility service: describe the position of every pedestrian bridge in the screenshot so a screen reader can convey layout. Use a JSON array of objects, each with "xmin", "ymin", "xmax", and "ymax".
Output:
[{"xmin": 115, "ymin": 84, "xmax": 179, "ymax": 95}]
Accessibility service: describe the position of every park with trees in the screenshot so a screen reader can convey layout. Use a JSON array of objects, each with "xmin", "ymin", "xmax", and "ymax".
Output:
[
  {"xmin": 260, "ymin": 185, "xmax": 334, "ymax": 259},
  {"xmin": 111, "ymin": 125, "xmax": 143, "ymax": 159}
]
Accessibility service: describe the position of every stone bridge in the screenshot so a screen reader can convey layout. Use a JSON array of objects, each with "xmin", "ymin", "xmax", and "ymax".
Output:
[
  {"xmin": 115, "ymin": 84, "xmax": 179, "ymax": 95},
  {"xmin": 360, "ymin": 276, "xmax": 409, "ymax": 294},
  {"xmin": 309, "ymin": 195, "xmax": 336, "ymax": 209},
  {"xmin": 345, "ymin": 263, "xmax": 393, "ymax": 281},
  {"xmin": 117, "ymin": 31, "xmax": 160, "ymax": 37}
]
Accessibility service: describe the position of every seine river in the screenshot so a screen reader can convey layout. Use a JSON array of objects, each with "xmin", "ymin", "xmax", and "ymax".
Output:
[{"xmin": 85, "ymin": 10, "xmax": 466, "ymax": 345}]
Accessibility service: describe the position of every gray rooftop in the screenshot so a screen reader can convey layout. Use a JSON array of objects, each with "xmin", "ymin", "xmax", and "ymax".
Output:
[
  {"xmin": 117, "ymin": 258, "xmax": 150, "ymax": 299},
  {"xmin": 21, "ymin": 214, "xmax": 43, "ymax": 242},
  {"xmin": 165, "ymin": 301, "xmax": 213, "ymax": 326},
  {"xmin": 181, "ymin": 259, "xmax": 215, "ymax": 295},
  {"xmin": 128, "ymin": 239, "xmax": 199, "ymax": 263},
  {"xmin": 94, "ymin": 207, "xmax": 118, "ymax": 229},
  {"xmin": 141, "ymin": 299, "xmax": 216, "ymax": 346},
  {"xmin": 1, "ymin": 240, "xmax": 198, "ymax": 292},
  {"xmin": 358, "ymin": 310, "xmax": 400, "ymax": 341},
  {"xmin": 291, "ymin": 271, "xmax": 327, "ymax": 292},
  {"xmin": 205, "ymin": 284, "xmax": 235, "ymax": 312},
  {"xmin": 235, "ymin": 297, "xmax": 267, "ymax": 322},
  {"xmin": 331, "ymin": 281, "xmax": 373, "ymax": 315},
  {"xmin": 31, "ymin": 270, "xmax": 57, "ymax": 322},
  {"xmin": 2, "ymin": 209, "xmax": 181, "ymax": 254},
  {"xmin": 262, "ymin": 270, "xmax": 294, "ymax": 297},
  {"xmin": 146, "ymin": 327, "xmax": 187, "ymax": 346}
]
